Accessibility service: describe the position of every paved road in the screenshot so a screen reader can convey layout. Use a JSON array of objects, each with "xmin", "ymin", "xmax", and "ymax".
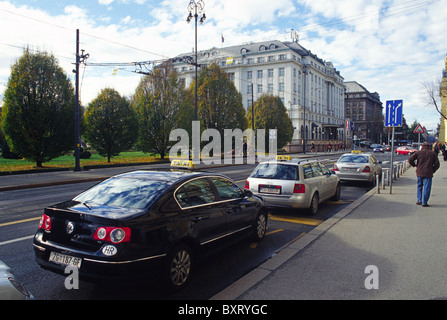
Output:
[{"xmin": 0, "ymin": 152, "xmax": 394, "ymax": 299}]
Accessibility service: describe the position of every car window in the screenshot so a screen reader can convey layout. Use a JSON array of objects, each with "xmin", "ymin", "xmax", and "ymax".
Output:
[
  {"xmin": 338, "ymin": 155, "xmax": 368, "ymax": 163},
  {"xmin": 250, "ymin": 163, "xmax": 298, "ymax": 180},
  {"xmin": 302, "ymin": 163, "xmax": 314, "ymax": 179},
  {"xmin": 175, "ymin": 178, "xmax": 216, "ymax": 208},
  {"xmin": 210, "ymin": 177, "xmax": 243, "ymax": 200},
  {"xmin": 311, "ymin": 162, "xmax": 323, "ymax": 176},
  {"xmin": 319, "ymin": 162, "xmax": 330, "ymax": 175},
  {"xmin": 74, "ymin": 177, "xmax": 168, "ymax": 210}
]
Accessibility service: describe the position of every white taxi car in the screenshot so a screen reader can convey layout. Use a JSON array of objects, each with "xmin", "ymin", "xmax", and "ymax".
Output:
[{"xmin": 245, "ymin": 157, "xmax": 340, "ymax": 215}]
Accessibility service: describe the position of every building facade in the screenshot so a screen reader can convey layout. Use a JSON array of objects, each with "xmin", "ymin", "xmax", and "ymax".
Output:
[
  {"xmin": 173, "ymin": 40, "xmax": 345, "ymax": 151},
  {"xmin": 439, "ymin": 54, "xmax": 447, "ymax": 144},
  {"xmin": 344, "ymin": 81, "xmax": 383, "ymax": 145}
]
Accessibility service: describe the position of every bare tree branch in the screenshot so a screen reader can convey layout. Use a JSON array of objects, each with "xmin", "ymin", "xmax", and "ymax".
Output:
[{"xmin": 421, "ymin": 79, "xmax": 447, "ymax": 121}]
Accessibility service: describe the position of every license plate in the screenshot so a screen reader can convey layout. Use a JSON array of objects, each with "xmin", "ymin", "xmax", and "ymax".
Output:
[
  {"xmin": 49, "ymin": 252, "xmax": 82, "ymax": 268},
  {"xmin": 259, "ymin": 186, "xmax": 281, "ymax": 194}
]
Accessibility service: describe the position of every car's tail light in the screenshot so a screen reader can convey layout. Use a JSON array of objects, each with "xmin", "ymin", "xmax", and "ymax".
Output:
[
  {"xmin": 333, "ymin": 164, "xmax": 339, "ymax": 171},
  {"xmin": 38, "ymin": 214, "xmax": 51, "ymax": 231},
  {"xmin": 93, "ymin": 227, "xmax": 131, "ymax": 243},
  {"xmin": 293, "ymin": 184, "xmax": 305, "ymax": 193},
  {"xmin": 362, "ymin": 166, "xmax": 371, "ymax": 173},
  {"xmin": 245, "ymin": 180, "xmax": 249, "ymax": 189}
]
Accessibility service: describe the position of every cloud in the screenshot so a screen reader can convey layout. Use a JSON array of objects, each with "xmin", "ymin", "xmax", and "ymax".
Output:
[
  {"xmin": 1, "ymin": 0, "xmax": 446, "ymax": 131},
  {"xmin": 98, "ymin": 0, "xmax": 114, "ymax": 5}
]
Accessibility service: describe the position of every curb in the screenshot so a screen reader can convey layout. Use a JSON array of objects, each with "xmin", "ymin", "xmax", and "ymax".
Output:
[{"xmin": 210, "ymin": 183, "xmax": 379, "ymax": 300}]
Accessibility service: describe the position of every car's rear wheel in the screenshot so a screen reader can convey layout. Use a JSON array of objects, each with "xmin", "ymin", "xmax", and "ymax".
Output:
[
  {"xmin": 308, "ymin": 193, "xmax": 319, "ymax": 216},
  {"xmin": 164, "ymin": 244, "xmax": 193, "ymax": 291}
]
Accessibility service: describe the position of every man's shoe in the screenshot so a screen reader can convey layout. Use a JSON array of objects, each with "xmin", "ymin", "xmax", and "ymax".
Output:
[
  {"xmin": 422, "ymin": 204, "xmax": 430, "ymax": 207},
  {"xmin": 416, "ymin": 202, "xmax": 422, "ymax": 205}
]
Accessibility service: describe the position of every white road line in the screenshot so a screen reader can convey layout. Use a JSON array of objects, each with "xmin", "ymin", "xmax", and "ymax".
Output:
[{"xmin": 0, "ymin": 235, "xmax": 34, "ymax": 246}]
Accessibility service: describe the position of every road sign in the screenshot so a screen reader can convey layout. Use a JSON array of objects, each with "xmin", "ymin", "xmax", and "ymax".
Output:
[
  {"xmin": 385, "ymin": 100, "xmax": 403, "ymax": 127},
  {"xmin": 413, "ymin": 123, "xmax": 425, "ymax": 134}
]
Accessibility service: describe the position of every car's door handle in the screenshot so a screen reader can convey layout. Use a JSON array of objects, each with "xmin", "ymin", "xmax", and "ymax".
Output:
[
  {"xmin": 225, "ymin": 209, "xmax": 233, "ymax": 214},
  {"xmin": 191, "ymin": 217, "xmax": 202, "ymax": 222}
]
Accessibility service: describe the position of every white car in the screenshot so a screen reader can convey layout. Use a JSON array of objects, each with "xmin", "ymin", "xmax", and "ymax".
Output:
[
  {"xmin": 333, "ymin": 151, "xmax": 382, "ymax": 185},
  {"xmin": 245, "ymin": 158, "xmax": 340, "ymax": 215},
  {"xmin": 0, "ymin": 259, "xmax": 33, "ymax": 300}
]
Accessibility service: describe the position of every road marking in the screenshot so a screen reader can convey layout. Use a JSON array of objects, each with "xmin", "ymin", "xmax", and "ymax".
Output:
[
  {"xmin": 269, "ymin": 214, "xmax": 323, "ymax": 226},
  {"xmin": 266, "ymin": 228, "xmax": 284, "ymax": 236},
  {"xmin": 0, "ymin": 216, "xmax": 40, "ymax": 227},
  {"xmin": 0, "ymin": 235, "xmax": 34, "ymax": 246}
]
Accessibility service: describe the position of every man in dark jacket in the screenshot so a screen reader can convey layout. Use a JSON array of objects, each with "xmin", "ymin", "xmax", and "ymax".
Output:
[{"xmin": 408, "ymin": 143, "xmax": 440, "ymax": 207}]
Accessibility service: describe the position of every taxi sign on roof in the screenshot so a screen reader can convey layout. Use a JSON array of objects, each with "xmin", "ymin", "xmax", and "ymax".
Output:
[
  {"xmin": 170, "ymin": 160, "xmax": 195, "ymax": 168},
  {"xmin": 276, "ymin": 155, "xmax": 291, "ymax": 161},
  {"xmin": 351, "ymin": 150, "xmax": 362, "ymax": 153}
]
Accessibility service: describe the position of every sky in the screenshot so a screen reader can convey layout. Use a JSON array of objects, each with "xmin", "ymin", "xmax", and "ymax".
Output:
[{"xmin": 0, "ymin": 0, "xmax": 446, "ymax": 133}]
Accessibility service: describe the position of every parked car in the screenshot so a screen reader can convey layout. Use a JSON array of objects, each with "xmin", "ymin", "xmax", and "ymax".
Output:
[
  {"xmin": 0, "ymin": 259, "xmax": 33, "ymax": 300},
  {"xmin": 333, "ymin": 151, "xmax": 382, "ymax": 185},
  {"xmin": 245, "ymin": 158, "xmax": 340, "ymax": 215},
  {"xmin": 395, "ymin": 146, "xmax": 417, "ymax": 155},
  {"xmin": 33, "ymin": 170, "xmax": 267, "ymax": 291}
]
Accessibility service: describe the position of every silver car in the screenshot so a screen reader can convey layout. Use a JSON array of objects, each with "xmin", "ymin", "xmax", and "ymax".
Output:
[
  {"xmin": 245, "ymin": 159, "xmax": 340, "ymax": 215},
  {"xmin": 0, "ymin": 260, "xmax": 33, "ymax": 300},
  {"xmin": 333, "ymin": 151, "xmax": 382, "ymax": 185}
]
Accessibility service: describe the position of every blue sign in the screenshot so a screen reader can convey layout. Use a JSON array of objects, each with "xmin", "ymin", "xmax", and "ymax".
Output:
[{"xmin": 385, "ymin": 100, "xmax": 403, "ymax": 127}]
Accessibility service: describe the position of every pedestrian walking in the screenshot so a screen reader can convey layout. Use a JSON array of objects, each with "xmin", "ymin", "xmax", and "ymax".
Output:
[
  {"xmin": 311, "ymin": 143, "xmax": 315, "ymax": 153},
  {"xmin": 441, "ymin": 142, "xmax": 447, "ymax": 161},
  {"xmin": 408, "ymin": 142, "xmax": 440, "ymax": 207}
]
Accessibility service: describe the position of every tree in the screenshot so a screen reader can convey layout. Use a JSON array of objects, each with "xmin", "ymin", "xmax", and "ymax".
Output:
[
  {"xmin": 84, "ymin": 88, "xmax": 137, "ymax": 162},
  {"xmin": 132, "ymin": 62, "xmax": 191, "ymax": 158},
  {"xmin": 1, "ymin": 49, "xmax": 76, "ymax": 167},
  {"xmin": 247, "ymin": 94, "xmax": 294, "ymax": 151},
  {"xmin": 193, "ymin": 63, "xmax": 247, "ymax": 134},
  {"xmin": 422, "ymin": 79, "xmax": 447, "ymax": 121}
]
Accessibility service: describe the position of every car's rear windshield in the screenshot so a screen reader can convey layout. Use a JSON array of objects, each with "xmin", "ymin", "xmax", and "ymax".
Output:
[
  {"xmin": 74, "ymin": 177, "xmax": 169, "ymax": 209},
  {"xmin": 250, "ymin": 163, "xmax": 298, "ymax": 180},
  {"xmin": 338, "ymin": 155, "xmax": 368, "ymax": 163}
]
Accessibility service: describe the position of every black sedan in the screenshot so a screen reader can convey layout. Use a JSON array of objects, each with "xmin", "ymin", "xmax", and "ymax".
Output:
[{"xmin": 33, "ymin": 170, "xmax": 267, "ymax": 291}]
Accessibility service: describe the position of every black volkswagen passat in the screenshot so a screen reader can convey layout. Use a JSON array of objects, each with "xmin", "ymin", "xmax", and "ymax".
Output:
[{"xmin": 33, "ymin": 170, "xmax": 267, "ymax": 291}]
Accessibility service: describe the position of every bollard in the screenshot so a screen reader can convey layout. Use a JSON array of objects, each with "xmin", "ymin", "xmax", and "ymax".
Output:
[{"xmin": 377, "ymin": 174, "xmax": 380, "ymax": 193}]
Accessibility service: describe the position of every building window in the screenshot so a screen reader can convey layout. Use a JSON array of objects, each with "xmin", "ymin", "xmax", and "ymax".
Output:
[
  {"xmin": 257, "ymin": 84, "xmax": 263, "ymax": 93},
  {"xmin": 279, "ymin": 83, "xmax": 285, "ymax": 91},
  {"xmin": 268, "ymin": 83, "xmax": 273, "ymax": 93},
  {"xmin": 279, "ymin": 68, "xmax": 285, "ymax": 76},
  {"xmin": 247, "ymin": 71, "xmax": 252, "ymax": 79},
  {"xmin": 257, "ymin": 70, "xmax": 263, "ymax": 78},
  {"xmin": 247, "ymin": 85, "xmax": 252, "ymax": 94},
  {"xmin": 268, "ymin": 69, "xmax": 274, "ymax": 77}
]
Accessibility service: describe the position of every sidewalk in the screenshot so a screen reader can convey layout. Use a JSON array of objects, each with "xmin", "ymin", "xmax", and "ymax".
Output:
[{"xmin": 212, "ymin": 157, "xmax": 447, "ymax": 300}]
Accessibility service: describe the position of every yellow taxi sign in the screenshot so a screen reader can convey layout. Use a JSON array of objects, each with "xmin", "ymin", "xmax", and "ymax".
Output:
[
  {"xmin": 351, "ymin": 150, "xmax": 362, "ymax": 153},
  {"xmin": 276, "ymin": 155, "xmax": 291, "ymax": 161},
  {"xmin": 170, "ymin": 160, "xmax": 195, "ymax": 168}
]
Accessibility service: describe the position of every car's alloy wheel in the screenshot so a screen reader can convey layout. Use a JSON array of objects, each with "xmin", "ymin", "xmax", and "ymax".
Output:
[
  {"xmin": 166, "ymin": 244, "xmax": 193, "ymax": 290},
  {"xmin": 308, "ymin": 193, "xmax": 319, "ymax": 216},
  {"xmin": 253, "ymin": 211, "xmax": 267, "ymax": 241}
]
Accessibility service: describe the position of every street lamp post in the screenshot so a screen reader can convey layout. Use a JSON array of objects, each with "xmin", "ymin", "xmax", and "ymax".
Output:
[
  {"xmin": 186, "ymin": 0, "xmax": 206, "ymax": 121},
  {"xmin": 302, "ymin": 65, "xmax": 311, "ymax": 154}
]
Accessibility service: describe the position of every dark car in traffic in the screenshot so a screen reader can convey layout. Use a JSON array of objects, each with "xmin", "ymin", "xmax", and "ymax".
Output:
[{"xmin": 33, "ymin": 170, "xmax": 267, "ymax": 291}]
